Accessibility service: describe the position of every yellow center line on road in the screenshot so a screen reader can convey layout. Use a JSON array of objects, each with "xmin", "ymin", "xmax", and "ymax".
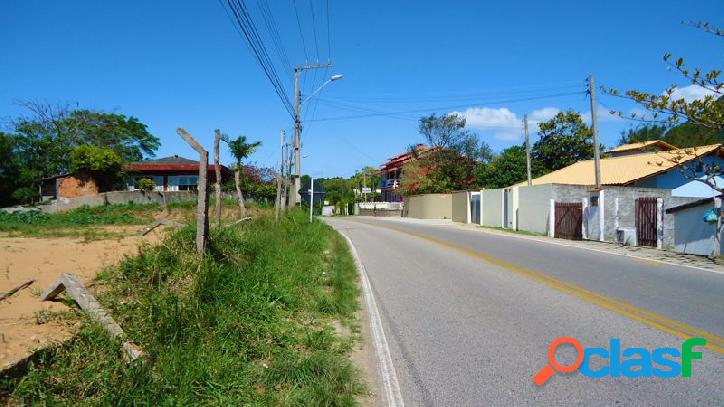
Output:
[{"xmin": 350, "ymin": 219, "xmax": 724, "ymax": 354}]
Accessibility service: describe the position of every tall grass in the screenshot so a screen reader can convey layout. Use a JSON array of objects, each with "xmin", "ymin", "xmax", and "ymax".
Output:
[
  {"xmin": 2, "ymin": 210, "xmax": 364, "ymax": 405},
  {"xmin": 0, "ymin": 203, "xmax": 159, "ymax": 236}
]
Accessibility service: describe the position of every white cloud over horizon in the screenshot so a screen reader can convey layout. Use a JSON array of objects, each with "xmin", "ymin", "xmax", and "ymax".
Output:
[
  {"xmin": 451, "ymin": 106, "xmax": 562, "ymax": 141},
  {"xmin": 668, "ymin": 84, "xmax": 717, "ymax": 103}
]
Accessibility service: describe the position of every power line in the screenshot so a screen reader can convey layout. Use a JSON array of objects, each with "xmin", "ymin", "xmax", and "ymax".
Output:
[
  {"xmin": 221, "ymin": 0, "xmax": 295, "ymax": 117},
  {"xmin": 257, "ymin": 0, "xmax": 293, "ymax": 74},
  {"xmin": 321, "ymin": 83, "xmax": 584, "ymax": 104},
  {"xmin": 325, "ymin": 0, "xmax": 331, "ymax": 59},
  {"xmin": 293, "ymin": 0, "xmax": 310, "ymax": 63},
  {"xmin": 309, "ymin": 0, "xmax": 320, "ymax": 62},
  {"xmin": 308, "ymin": 91, "xmax": 587, "ymax": 122}
]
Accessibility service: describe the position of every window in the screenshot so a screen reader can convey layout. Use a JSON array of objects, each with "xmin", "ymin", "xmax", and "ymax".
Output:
[{"xmin": 169, "ymin": 175, "xmax": 198, "ymax": 191}]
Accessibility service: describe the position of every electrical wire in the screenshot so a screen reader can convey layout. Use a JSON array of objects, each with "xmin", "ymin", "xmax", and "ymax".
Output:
[
  {"xmin": 293, "ymin": 0, "xmax": 310, "ymax": 63},
  {"xmin": 308, "ymin": 91, "xmax": 587, "ymax": 122},
  {"xmin": 221, "ymin": 0, "xmax": 295, "ymax": 117}
]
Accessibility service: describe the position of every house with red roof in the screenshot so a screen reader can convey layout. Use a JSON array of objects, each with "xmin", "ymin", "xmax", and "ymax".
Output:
[
  {"xmin": 378, "ymin": 144, "xmax": 437, "ymax": 202},
  {"xmin": 124, "ymin": 155, "xmax": 231, "ymax": 191}
]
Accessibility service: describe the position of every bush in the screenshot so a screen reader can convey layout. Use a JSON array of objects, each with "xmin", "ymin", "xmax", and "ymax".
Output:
[{"xmin": 135, "ymin": 178, "xmax": 156, "ymax": 192}]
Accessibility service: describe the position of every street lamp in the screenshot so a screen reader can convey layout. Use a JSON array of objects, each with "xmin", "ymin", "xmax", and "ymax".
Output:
[
  {"xmin": 302, "ymin": 74, "xmax": 343, "ymax": 104},
  {"xmin": 291, "ymin": 72, "xmax": 343, "ymax": 206}
]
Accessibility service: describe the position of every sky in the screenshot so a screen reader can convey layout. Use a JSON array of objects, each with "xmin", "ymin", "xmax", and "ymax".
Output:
[{"xmin": 1, "ymin": 1, "xmax": 721, "ymax": 179}]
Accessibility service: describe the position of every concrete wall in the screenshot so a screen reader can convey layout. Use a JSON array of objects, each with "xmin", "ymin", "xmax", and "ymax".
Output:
[
  {"xmin": 517, "ymin": 184, "xmax": 554, "ymax": 235},
  {"xmin": 40, "ymin": 190, "xmax": 197, "ymax": 213},
  {"xmin": 671, "ymin": 202, "xmax": 723, "ymax": 256},
  {"xmin": 405, "ymin": 193, "xmax": 453, "ymax": 219},
  {"xmin": 482, "ymin": 189, "xmax": 504, "ymax": 227},
  {"xmin": 451, "ymin": 191, "xmax": 469, "ymax": 223}
]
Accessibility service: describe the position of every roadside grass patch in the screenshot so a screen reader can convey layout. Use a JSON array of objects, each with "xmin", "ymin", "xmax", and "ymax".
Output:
[
  {"xmin": 0, "ymin": 203, "xmax": 159, "ymax": 237},
  {"xmin": 2, "ymin": 210, "xmax": 365, "ymax": 405},
  {"xmin": 479, "ymin": 225, "xmax": 545, "ymax": 237}
]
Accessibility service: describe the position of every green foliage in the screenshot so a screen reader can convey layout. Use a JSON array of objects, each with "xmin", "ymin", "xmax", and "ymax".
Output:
[
  {"xmin": 533, "ymin": 110, "xmax": 594, "ymax": 172},
  {"xmin": 604, "ymin": 23, "xmax": 722, "ymax": 134},
  {"xmin": 223, "ymin": 135, "xmax": 262, "ymax": 170},
  {"xmin": 401, "ymin": 113, "xmax": 489, "ymax": 194},
  {"xmin": 135, "ymin": 177, "xmax": 156, "ymax": 192},
  {"xmin": 1, "ymin": 102, "xmax": 160, "ymax": 205},
  {"xmin": 70, "ymin": 145, "xmax": 123, "ymax": 173},
  {"xmin": 477, "ymin": 145, "xmax": 546, "ymax": 189},
  {"xmin": 0, "ymin": 132, "xmax": 22, "ymax": 206},
  {"xmin": 4, "ymin": 211, "xmax": 364, "ymax": 405},
  {"xmin": 619, "ymin": 122, "xmax": 723, "ymax": 148},
  {"xmin": 0, "ymin": 204, "xmax": 158, "ymax": 236}
]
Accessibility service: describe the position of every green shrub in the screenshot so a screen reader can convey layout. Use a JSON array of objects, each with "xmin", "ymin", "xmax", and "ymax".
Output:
[{"xmin": 135, "ymin": 178, "xmax": 156, "ymax": 192}]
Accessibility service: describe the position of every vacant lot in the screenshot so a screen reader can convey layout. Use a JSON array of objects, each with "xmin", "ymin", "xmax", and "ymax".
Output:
[
  {"xmin": 2, "ymin": 208, "xmax": 365, "ymax": 405},
  {"xmin": 0, "ymin": 201, "xmax": 263, "ymax": 371}
]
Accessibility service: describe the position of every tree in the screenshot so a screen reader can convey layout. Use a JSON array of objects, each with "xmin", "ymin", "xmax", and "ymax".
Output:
[
  {"xmin": 1, "ymin": 101, "xmax": 160, "ymax": 204},
  {"xmin": 223, "ymin": 135, "xmax": 262, "ymax": 218},
  {"xmin": 70, "ymin": 145, "xmax": 124, "ymax": 192},
  {"xmin": 618, "ymin": 124, "xmax": 668, "ymax": 145},
  {"xmin": 478, "ymin": 146, "xmax": 546, "ymax": 189},
  {"xmin": 0, "ymin": 132, "xmax": 21, "ymax": 206},
  {"xmin": 605, "ymin": 21, "xmax": 723, "ymax": 255},
  {"xmin": 618, "ymin": 122, "xmax": 722, "ymax": 148},
  {"xmin": 402, "ymin": 113, "xmax": 487, "ymax": 194},
  {"xmin": 533, "ymin": 110, "xmax": 594, "ymax": 172}
]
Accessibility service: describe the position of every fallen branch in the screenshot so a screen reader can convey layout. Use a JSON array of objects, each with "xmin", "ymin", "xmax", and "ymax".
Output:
[
  {"xmin": 41, "ymin": 273, "xmax": 144, "ymax": 362},
  {"xmin": 138, "ymin": 219, "xmax": 183, "ymax": 236},
  {"xmin": 225, "ymin": 217, "xmax": 253, "ymax": 228},
  {"xmin": 0, "ymin": 279, "xmax": 35, "ymax": 302}
]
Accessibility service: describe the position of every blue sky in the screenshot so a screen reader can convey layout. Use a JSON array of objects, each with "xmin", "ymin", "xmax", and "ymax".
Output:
[{"xmin": 1, "ymin": 1, "xmax": 721, "ymax": 178}]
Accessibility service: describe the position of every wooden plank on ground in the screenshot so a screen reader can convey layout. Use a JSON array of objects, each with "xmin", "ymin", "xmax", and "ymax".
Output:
[
  {"xmin": 0, "ymin": 279, "xmax": 35, "ymax": 302},
  {"xmin": 41, "ymin": 273, "xmax": 145, "ymax": 362}
]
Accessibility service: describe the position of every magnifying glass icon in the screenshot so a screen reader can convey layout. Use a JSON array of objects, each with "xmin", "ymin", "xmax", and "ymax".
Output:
[{"xmin": 533, "ymin": 337, "xmax": 584, "ymax": 385}]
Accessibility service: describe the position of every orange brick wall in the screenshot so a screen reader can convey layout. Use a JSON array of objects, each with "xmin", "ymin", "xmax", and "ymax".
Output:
[{"xmin": 57, "ymin": 174, "xmax": 99, "ymax": 198}]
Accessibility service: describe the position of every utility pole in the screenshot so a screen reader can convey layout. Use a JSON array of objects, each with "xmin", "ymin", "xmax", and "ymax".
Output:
[
  {"xmin": 363, "ymin": 171, "xmax": 368, "ymax": 203},
  {"xmin": 524, "ymin": 114, "xmax": 532, "ymax": 186},
  {"xmin": 309, "ymin": 177, "xmax": 314, "ymax": 223},
  {"xmin": 291, "ymin": 62, "xmax": 332, "ymax": 207},
  {"xmin": 588, "ymin": 74, "xmax": 602, "ymax": 190},
  {"xmin": 275, "ymin": 130, "xmax": 284, "ymax": 221}
]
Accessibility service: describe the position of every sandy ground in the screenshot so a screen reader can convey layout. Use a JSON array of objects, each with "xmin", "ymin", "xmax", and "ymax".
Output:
[{"xmin": 0, "ymin": 225, "xmax": 167, "ymax": 371}]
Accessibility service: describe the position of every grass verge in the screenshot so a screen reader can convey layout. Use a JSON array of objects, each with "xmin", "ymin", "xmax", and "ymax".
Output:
[
  {"xmin": 479, "ymin": 225, "xmax": 545, "ymax": 237},
  {"xmin": 1, "ymin": 209, "xmax": 365, "ymax": 406},
  {"xmin": 0, "ymin": 203, "xmax": 159, "ymax": 238}
]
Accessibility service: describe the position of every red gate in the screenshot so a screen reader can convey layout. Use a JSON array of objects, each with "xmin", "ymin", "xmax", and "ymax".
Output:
[
  {"xmin": 636, "ymin": 197, "xmax": 658, "ymax": 247},
  {"xmin": 554, "ymin": 202, "xmax": 582, "ymax": 240}
]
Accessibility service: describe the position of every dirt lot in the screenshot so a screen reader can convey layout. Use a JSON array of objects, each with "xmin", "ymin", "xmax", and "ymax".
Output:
[{"xmin": 0, "ymin": 226, "xmax": 167, "ymax": 370}]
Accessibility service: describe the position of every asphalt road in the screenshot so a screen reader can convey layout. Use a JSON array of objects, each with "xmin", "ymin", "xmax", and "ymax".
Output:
[{"xmin": 325, "ymin": 217, "xmax": 724, "ymax": 406}]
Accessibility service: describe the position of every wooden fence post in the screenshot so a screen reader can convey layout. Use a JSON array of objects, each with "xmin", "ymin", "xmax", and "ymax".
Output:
[
  {"xmin": 177, "ymin": 128, "xmax": 209, "ymax": 254},
  {"xmin": 214, "ymin": 129, "xmax": 222, "ymax": 228}
]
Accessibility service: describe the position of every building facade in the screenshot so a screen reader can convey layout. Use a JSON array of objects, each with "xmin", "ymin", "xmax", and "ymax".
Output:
[
  {"xmin": 125, "ymin": 155, "xmax": 230, "ymax": 192},
  {"xmin": 378, "ymin": 144, "xmax": 435, "ymax": 202}
]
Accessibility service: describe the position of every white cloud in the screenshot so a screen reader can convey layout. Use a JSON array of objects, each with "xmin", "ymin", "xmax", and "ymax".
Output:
[
  {"xmin": 668, "ymin": 84, "xmax": 717, "ymax": 103},
  {"xmin": 580, "ymin": 104, "xmax": 624, "ymax": 125},
  {"xmin": 528, "ymin": 107, "xmax": 560, "ymax": 124},
  {"xmin": 451, "ymin": 107, "xmax": 522, "ymax": 141}
]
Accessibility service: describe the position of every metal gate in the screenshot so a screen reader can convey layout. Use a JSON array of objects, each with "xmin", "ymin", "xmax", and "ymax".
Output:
[
  {"xmin": 554, "ymin": 202, "xmax": 583, "ymax": 240},
  {"xmin": 636, "ymin": 197, "xmax": 658, "ymax": 247}
]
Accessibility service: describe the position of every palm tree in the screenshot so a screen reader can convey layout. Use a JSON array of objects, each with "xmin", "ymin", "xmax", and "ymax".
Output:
[{"xmin": 223, "ymin": 135, "xmax": 262, "ymax": 218}]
